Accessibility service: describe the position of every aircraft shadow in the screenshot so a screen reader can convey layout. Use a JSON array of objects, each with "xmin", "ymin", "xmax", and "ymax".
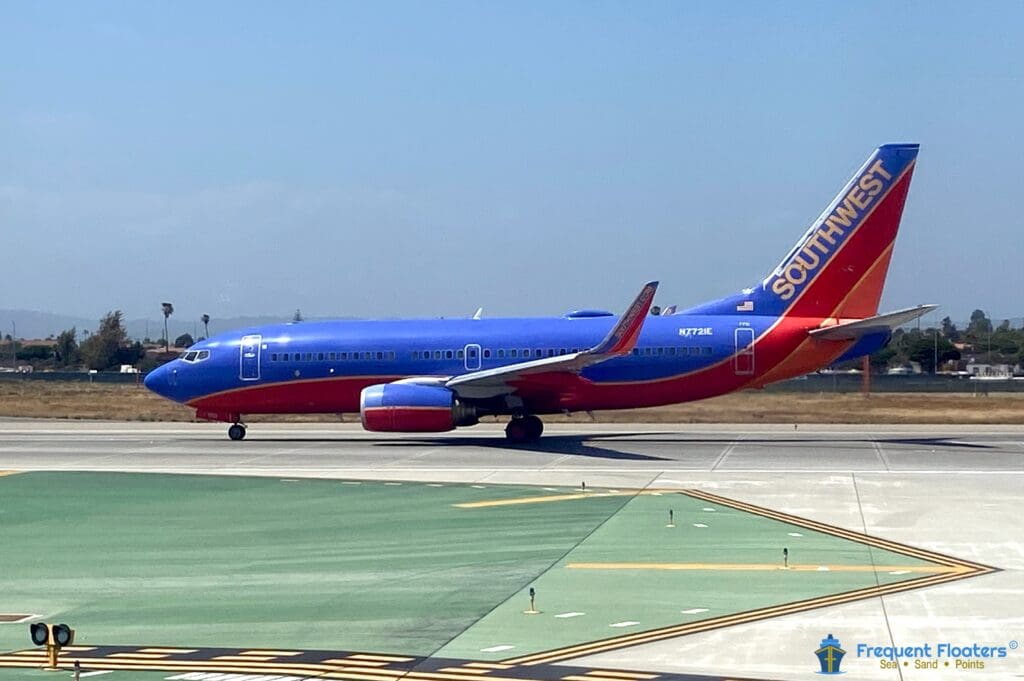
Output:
[{"xmin": 373, "ymin": 432, "xmax": 674, "ymax": 460}]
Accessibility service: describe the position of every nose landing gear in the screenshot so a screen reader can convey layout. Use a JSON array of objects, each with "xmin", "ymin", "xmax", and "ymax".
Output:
[
  {"xmin": 505, "ymin": 414, "xmax": 543, "ymax": 443},
  {"xmin": 228, "ymin": 423, "xmax": 247, "ymax": 441}
]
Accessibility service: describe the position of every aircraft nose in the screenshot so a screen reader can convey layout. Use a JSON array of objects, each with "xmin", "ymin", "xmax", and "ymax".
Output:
[{"xmin": 144, "ymin": 364, "xmax": 169, "ymax": 397}]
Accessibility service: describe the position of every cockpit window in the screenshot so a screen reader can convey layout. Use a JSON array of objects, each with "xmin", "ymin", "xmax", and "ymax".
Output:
[
  {"xmin": 197, "ymin": 350, "xmax": 210, "ymax": 361},
  {"xmin": 184, "ymin": 351, "xmax": 198, "ymax": 361}
]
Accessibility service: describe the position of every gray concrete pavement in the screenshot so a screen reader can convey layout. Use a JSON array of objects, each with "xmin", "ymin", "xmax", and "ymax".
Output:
[{"xmin": 0, "ymin": 420, "xmax": 1021, "ymax": 680}]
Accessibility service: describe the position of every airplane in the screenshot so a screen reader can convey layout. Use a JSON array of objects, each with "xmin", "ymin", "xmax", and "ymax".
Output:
[{"xmin": 144, "ymin": 143, "xmax": 934, "ymax": 442}]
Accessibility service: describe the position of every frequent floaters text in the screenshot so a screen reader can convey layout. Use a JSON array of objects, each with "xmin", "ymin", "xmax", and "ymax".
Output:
[{"xmin": 770, "ymin": 159, "xmax": 893, "ymax": 301}]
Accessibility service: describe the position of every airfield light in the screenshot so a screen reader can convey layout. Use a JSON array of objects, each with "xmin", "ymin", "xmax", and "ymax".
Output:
[
  {"xmin": 30, "ymin": 623, "xmax": 48, "ymax": 646},
  {"xmin": 783, "ymin": 547, "xmax": 789, "ymax": 569},
  {"xmin": 28, "ymin": 622, "xmax": 75, "ymax": 670},
  {"xmin": 525, "ymin": 587, "xmax": 539, "ymax": 615}
]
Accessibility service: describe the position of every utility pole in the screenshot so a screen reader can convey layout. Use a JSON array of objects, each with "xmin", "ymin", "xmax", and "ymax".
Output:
[{"xmin": 10, "ymin": 321, "xmax": 15, "ymax": 371}]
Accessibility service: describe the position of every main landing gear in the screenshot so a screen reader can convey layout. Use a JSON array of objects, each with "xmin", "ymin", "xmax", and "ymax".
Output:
[
  {"xmin": 227, "ymin": 423, "xmax": 247, "ymax": 441},
  {"xmin": 505, "ymin": 414, "xmax": 543, "ymax": 444}
]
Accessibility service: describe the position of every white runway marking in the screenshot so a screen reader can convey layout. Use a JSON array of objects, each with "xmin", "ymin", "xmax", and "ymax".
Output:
[
  {"xmin": 555, "ymin": 612, "xmax": 586, "ymax": 618},
  {"xmin": 480, "ymin": 645, "xmax": 514, "ymax": 653},
  {"xmin": 609, "ymin": 621, "xmax": 640, "ymax": 628},
  {"xmin": 889, "ymin": 569, "xmax": 911, "ymax": 575},
  {"xmin": 681, "ymin": 608, "xmax": 708, "ymax": 614},
  {"xmin": 702, "ymin": 507, "xmax": 715, "ymax": 512},
  {"xmin": 341, "ymin": 481, "xmax": 361, "ymax": 485},
  {"xmin": 79, "ymin": 673, "xmax": 112, "ymax": 678},
  {"xmin": 788, "ymin": 532, "xmax": 803, "ymax": 537},
  {"xmin": 384, "ymin": 482, "xmax": 402, "ymax": 485},
  {"xmin": 693, "ymin": 523, "xmax": 708, "ymax": 528}
]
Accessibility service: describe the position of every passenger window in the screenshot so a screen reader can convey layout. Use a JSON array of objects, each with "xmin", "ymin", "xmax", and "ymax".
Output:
[
  {"xmin": 412, "ymin": 351, "xmax": 419, "ymax": 359},
  {"xmin": 535, "ymin": 349, "xmax": 543, "ymax": 358},
  {"xmin": 510, "ymin": 349, "xmax": 517, "ymax": 358},
  {"xmin": 483, "ymin": 349, "xmax": 491, "ymax": 358},
  {"xmin": 547, "ymin": 349, "xmax": 555, "ymax": 357},
  {"xmin": 388, "ymin": 351, "xmax": 395, "ymax": 360},
  {"xmin": 434, "ymin": 350, "xmax": 442, "ymax": 359},
  {"xmin": 282, "ymin": 353, "xmax": 290, "ymax": 361},
  {"xmin": 632, "ymin": 348, "xmax": 640, "ymax": 356},
  {"xmin": 376, "ymin": 351, "xmax": 383, "ymax": 360},
  {"xmin": 668, "ymin": 347, "xmax": 676, "ymax": 356},
  {"xmin": 702, "ymin": 347, "xmax": 712, "ymax": 355},
  {"xmin": 644, "ymin": 348, "xmax": 652, "ymax": 355},
  {"xmin": 363, "ymin": 352, "xmax": 371, "ymax": 360},
  {"xmin": 498, "ymin": 349, "xmax": 505, "ymax": 358},
  {"xmin": 657, "ymin": 347, "xmax": 664, "ymax": 355},
  {"xmin": 559, "ymin": 348, "xmax": 566, "ymax": 355},
  {"xmin": 340, "ymin": 352, "xmax": 347, "ymax": 360},
  {"xmin": 318, "ymin": 352, "xmax": 325, "ymax": 361},
  {"xmin": 445, "ymin": 350, "xmax": 453, "ymax": 359},
  {"xmin": 271, "ymin": 353, "xmax": 278, "ymax": 361},
  {"xmin": 457, "ymin": 350, "xmax": 464, "ymax": 359}
]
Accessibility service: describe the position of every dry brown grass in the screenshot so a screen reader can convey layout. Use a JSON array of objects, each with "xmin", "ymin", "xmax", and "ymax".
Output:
[{"xmin": 1, "ymin": 380, "xmax": 1023, "ymax": 424}]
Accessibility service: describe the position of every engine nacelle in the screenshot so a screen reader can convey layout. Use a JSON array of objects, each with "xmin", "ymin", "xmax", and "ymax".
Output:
[{"xmin": 360, "ymin": 383, "xmax": 478, "ymax": 433}]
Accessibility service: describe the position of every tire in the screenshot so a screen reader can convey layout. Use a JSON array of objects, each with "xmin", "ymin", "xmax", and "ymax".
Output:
[
  {"xmin": 505, "ymin": 419, "xmax": 529, "ymax": 443},
  {"xmin": 228, "ymin": 424, "xmax": 246, "ymax": 441},
  {"xmin": 522, "ymin": 414, "xmax": 544, "ymax": 440}
]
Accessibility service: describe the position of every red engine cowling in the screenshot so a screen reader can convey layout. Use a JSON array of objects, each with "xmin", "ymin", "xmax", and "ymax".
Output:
[{"xmin": 360, "ymin": 383, "xmax": 477, "ymax": 433}]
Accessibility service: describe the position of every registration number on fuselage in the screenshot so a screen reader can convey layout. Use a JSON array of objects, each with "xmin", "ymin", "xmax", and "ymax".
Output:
[{"xmin": 678, "ymin": 327, "xmax": 713, "ymax": 337}]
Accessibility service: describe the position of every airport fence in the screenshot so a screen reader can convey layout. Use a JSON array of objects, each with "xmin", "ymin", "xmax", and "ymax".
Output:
[{"xmin": 2, "ymin": 370, "xmax": 1024, "ymax": 393}]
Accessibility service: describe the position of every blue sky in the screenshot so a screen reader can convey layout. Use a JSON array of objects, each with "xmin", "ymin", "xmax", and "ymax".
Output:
[{"xmin": 2, "ymin": 1, "xmax": 1022, "ymax": 324}]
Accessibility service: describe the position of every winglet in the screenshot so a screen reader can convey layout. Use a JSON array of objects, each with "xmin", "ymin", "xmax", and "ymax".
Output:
[{"xmin": 589, "ymin": 281, "xmax": 659, "ymax": 356}]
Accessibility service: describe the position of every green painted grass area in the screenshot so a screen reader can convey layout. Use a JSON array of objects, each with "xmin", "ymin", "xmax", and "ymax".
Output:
[
  {"xmin": 438, "ymin": 493, "xmax": 941, "ymax": 660},
  {"xmin": 0, "ymin": 670, "xmax": 167, "ymax": 681},
  {"xmin": 0, "ymin": 473, "xmax": 628, "ymax": 656},
  {"xmin": 0, "ymin": 474, "xmax": 949, "ymax": 663}
]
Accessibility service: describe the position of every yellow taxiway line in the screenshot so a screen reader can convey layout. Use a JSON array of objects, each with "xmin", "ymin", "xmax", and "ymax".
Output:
[
  {"xmin": 565, "ymin": 562, "xmax": 968, "ymax": 574},
  {"xmin": 454, "ymin": 490, "xmax": 674, "ymax": 509}
]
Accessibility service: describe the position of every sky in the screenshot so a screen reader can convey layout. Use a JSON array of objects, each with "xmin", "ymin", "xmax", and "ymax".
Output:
[{"xmin": 2, "ymin": 1, "xmax": 1022, "ymax": 326}]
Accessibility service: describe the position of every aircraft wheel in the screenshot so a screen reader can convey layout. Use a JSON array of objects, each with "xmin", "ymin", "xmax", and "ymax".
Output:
[
  {"xmin": 522, "ymin": 414, "xmax": 544, "ymax": 440},
  {"xmin": 505, "ymin": 419, "xmax": 529, "ymax": 444},
  {"xmin": 228, "ymin": 424, "xmax": 246, "ymax": 441}
]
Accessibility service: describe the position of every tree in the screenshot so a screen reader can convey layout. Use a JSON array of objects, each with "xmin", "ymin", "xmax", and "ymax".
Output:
[
  {"xmin": 967, "ymin": 309, "xmax": 992, "ymax": 336},
  {"xmin": 161, "ymin": 302, "xmax": 174, "ymax": 352},
  {"xmin": 940, "ymin": 316, "xmax": 958, "ymax": 340},
  {"xmin": 201, "ymin": 313, "xmax": 210, "ymax": 339},
  {"xmin": 80, "ymin": 311, "xmax": 133, "ymax": 370},
  {"xmin": 293, "ymin": 309, "xmax": 303, "ymax": 322},
  {"xmin": 174, "ymin": 333, "xmax": 195, "ymax": 348},
  {"xmin": 55, "ymin": 327, "xmax": 79, "ymax": 367}
]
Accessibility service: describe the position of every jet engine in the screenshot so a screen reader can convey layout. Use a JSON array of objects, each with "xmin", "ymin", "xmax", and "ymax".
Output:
[{"xmin": 360, "ymin": 383, "xmax": 479, "ymax": 432}]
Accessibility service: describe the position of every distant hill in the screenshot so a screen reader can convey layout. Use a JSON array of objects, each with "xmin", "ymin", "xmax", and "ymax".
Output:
[{"xmin": 0, "ymin": 309, "xmax": 315, "ymax": 342}]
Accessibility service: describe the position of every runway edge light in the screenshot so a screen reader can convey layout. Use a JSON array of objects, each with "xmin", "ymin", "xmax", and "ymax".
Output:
[{"xmin": 28, "ymin": 622, "xmax": 75, "ymax": 670}]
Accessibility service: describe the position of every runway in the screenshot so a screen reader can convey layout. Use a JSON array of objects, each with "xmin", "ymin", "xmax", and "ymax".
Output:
[{"xmin": 0, "ymin": 421, "xmax": 1021, "ymax": 680}]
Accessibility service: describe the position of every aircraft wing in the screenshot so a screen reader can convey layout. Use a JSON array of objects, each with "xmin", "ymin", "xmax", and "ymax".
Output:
[
  {"xmin": 809, "ymin": 304, "xmax": 938, "ymax": 341},
  {"xmin": 445, "ymin": 281, "xmax": 659, "ymax": 399}
]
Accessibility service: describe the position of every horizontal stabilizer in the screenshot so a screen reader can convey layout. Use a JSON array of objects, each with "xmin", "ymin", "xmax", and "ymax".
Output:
[{"xmin": 809, "ymin": 305, "xmax": 938, "ymax": 341}]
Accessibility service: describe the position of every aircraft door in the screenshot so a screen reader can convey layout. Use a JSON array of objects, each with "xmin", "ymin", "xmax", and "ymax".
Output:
[
  {"xmin": 464, "ymin": 343, "xmax": 481, "ymax": 371},
  {"xmin": 734, "ymin": 327, "xmax": 755, "ymax": 375},
  {"xmin": 240, "ymin": 334, "xmax": 262, "ymax": 381}
]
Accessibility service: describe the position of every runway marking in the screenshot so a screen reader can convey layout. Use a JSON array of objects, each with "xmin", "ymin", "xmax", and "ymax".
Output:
[
  {"xmin": 347, "ymin": 654, "xmax": 415, "ymax": 663},
  {"xmin": 479, "ymin": 646, "xmax": 514, "ymax": 653},
  {"xmin": 554, "ymin": 612, "xmax": 585, "ymax": 619},
  {"xmin": 787, "ymin": 532, "xmax": 803, "ymax": 537},
  {"xmin": 680, "ymin": 608, "xmax": 708, "ymax": 615},
  {"xmin": 214, "ymin": 656, "xmax": 277, "ymax": 662},
  {"xmin": 322, "ymin": 659, "xmax": 390, "ymax": 667},
  {"xmin": 141, "ymin": 649, "xmax": 200, "ymax": 654},
  {"xmin": 109, "ymin": 653, "xmax": 170, "ymax": 659},
  {"xmin": 581, "ymin": 672, "xmax": 660, "ymax": 680},
  {"xmin": 453, "ymin": 490, "xmax": 669, "ymax": 508},
  {"xmin": 240, "ymin": 650, "xmax": 301, "ymax": 657},
  {"xmin": 0, "ymin": 613, "xmax": 35, "ymax": 623},
  {"xmin": 608, "ymin": 621, "xmax": 639, "ymax": 628},
  {"xmin": 503, "ymin": 488, "xmax": 998, "ymax": 665},
  {"xmin": 692, "ymin": 523, "xmax": 707, "ymax": 528},
  {"xmin": 565, "ymin": 562, "xmax": 965, "ymax": 574}
]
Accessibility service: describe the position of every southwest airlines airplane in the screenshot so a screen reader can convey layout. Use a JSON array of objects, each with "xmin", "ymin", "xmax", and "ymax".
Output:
[{"xmin": 145, "ymin": 144, "xmax": 933, "ymax": 442}]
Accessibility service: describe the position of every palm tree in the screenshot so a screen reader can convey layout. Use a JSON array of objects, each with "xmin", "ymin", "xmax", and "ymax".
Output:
[
  {"xmin": 201, "ymin": 314, "xmax": 210, "ymax": 340},
  {"xmin": 161, "ymin": 302, "xmax": 174, "ymax": 351}
]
